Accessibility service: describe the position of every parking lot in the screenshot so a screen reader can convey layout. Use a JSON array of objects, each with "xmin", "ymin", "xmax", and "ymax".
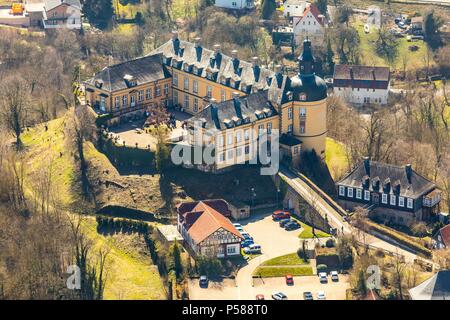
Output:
[
  {"xmin": 188, "ymin": 210, "xmax": 349, "ymax": 300},
  {"xmin": 188, "ymin": 274, "xmax": 350, "ymax": 300}
]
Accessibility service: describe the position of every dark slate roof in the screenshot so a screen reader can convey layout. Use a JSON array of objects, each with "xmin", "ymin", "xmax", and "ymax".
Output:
[
  {"xmin": 45, "ymin": 0, "xmax": 81, "ymax": 10},
  {"xmin": 280, "ymin": 134, "xmax": 302, "ymax": 146},
  {"xmin": 84, "ymin": 54, "xmax": 171, "ymax": 92},
  {"xmin": 189, "ymin": 90, "xmax": 278, "ymax": 131},
  {"xmin": 409, "ymin": 270, "xmax": 450, "ymax": 300},
  {"xmin": 337, "ymin": 160, "xmax": 436, "ymax": 199},
  {"xmin": 333, "ymin": 64, "xmax": 390, "ymax": 89},
  {"xmin": 268, "ymin": 39, "xmax": 327, "ymax": 104},
  {"xmin": 150, "ymin": 39, "xmax": 274, "ymax": 93}
]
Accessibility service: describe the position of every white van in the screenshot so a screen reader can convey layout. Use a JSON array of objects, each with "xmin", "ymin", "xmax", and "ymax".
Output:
[{"xmin": 244, "ymin": 244, "xmax": 261, "ymax": 254}]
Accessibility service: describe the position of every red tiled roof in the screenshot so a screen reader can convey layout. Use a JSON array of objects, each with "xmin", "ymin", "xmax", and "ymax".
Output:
[
  {"xmin": 439, "ymin": 224, "xmax": 450, "ymax": 247},
  {"xmin": 294, "ymin": 3, "xmax": 324, "ymax": 26},
  {"xmin": 179, "ymin": 201, "xmax": 243, "ymax": 244}
]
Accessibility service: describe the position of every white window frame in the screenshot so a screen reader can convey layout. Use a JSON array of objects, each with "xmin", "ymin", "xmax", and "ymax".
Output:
[
  {"xmin": 138, "ymin": 90, "xmax": 144, "ymax": 102},
  {"xmin": 217, "ymin": 135, "xmax": 224, "ymax": 147},
  {"xmin": 267, "ymin": 122, "xmax": 272, "ymax": 134},
  {"xmin": 407, "ymin": 198, "xmax": 413, "ymax": 209},
  {"xmin": 398, "ymin": 196, "xmax": 405, "ymax": 207},
  {"xmin": 364, "ymin": 190, "xmax": 370, "ymax": 201},
  {"xmin": 184, "ymin": 77, "xmax": 189, "ymax": 91},
  {"xmin": 300, "ymin": 107, "xmax": 307, "ymax": 117},
  {"xmin": 347, "ymin": 188, "xmax": 353, "ymax": 198},
  {"xmin": 356, "ymin": 189, "xmax": 362, "ymax": 199},
  {"xmin": 382, "ymin": 193, "xmax": 388, "ymax": 204},
  {"xmin": 193, "ymin": 80, "xmax": 198, "ymax": 94},
  {"xmin": 244, "ymin": 129, "xmax": 249, "ymax": 141},
  {"xmin": 390, "ymin": 195, "xmax": 396, "ymax": 206},
  {"xmin": 207, "ymin": 86, "xmax": 212, "ymax": 98},
  {"xmin": 193, "ymin": 98, "xmax": 198, "ymax": 112},
  {"xmin": 227, "ymin": 149, "xmax": 234, "ymax": 160},
  {"xmin": 288, "ymin": 107, "xmax": 293, "ymax": 120},
  {"xmin": 146, "ymin": 88, "xmax": 152, "ymax": 100},
  {"xmin": 173, "ymin": 72, "xmax": 178, "ymax": 87},
  {"xmin": 164, "ymin": 83, "xmax": 169, "ymax": 95},
  {"xmin": 236, "ymin": 131, "xmax": 242, "ymax": 143},
  {"xmin": 339, "ymin": 186, "xmax": 345, "ymax": 196},
  {"xmin": 227, "ymin": 133, "xmax": 233, "ymax": 145}
]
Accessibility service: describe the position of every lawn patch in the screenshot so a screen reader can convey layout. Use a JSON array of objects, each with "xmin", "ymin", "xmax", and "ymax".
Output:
[
  {"xmin": 325, "ymin": 137, "xmax": 348, "ymax": 180},
  {"xmin": 253, "ymin": 266, "xmax": 314, "ymax": 277},
  {"xmin": 295, "ymin": 220, "xmax": 330, "ymax": 239},
  {"xmin": 261, "ymin": 253, "xmax": 308, "ymax": 266}
]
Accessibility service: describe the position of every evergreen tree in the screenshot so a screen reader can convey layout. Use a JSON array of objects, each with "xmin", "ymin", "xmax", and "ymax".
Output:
[
  {"xmin": 325, "ymin": 38, "xmax": 335, "ymax": 75},
  {"xmin": 82, "ymin": 0, "xmax": 114, "ymax": 29},
  {"xmin": 261, "ymin": 0, "xmax": 276, "ymax": 20},
  {"xmin": 315, "ymin": 0, "xmax": 328, "ymax": 15},
  {"xmin": 171, "ymin": 241, "xmax": 183, "ymax": 279},
  {"xmin": 356, "ymin": 270, "xmax": 368, "ymax": 297},
  {"xmin": 423, "ymin": 10, "xmax": 443, "ymax": 49}
]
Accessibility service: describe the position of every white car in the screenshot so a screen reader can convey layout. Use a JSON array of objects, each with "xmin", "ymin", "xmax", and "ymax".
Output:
[
  {"xmin": 243, "ymin": 244, "xmax": 261, "ymax": 254},
  {"xmin": 330, "ymin": 271, "xmax": 339, "ymax": 281},
  {"xmin": 272, "ymin": 292, "xmax": 288, "ymax": 300},
  {"xmin": 319, "ymin": 272, "xmax": 328, "ymax": 283},
  {"xmin": 317, "ymin": 291, "xmax": 326, "ymax": 300},
  {"xmin": 235, "ymin": 226, "xmax": 244, "ymax": 233},
  {"xmin": 232, "ymin": 223, "xmax": 242, "ymax": 229}
]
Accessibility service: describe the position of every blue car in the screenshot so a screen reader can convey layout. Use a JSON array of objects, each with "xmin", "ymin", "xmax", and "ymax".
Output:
[{"xmin": 241, "ymin": 239, "xmax": 254, "ymax": 248}]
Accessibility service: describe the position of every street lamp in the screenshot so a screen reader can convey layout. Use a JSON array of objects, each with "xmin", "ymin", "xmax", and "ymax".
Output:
[
  {"xmin": 251, "ymin": 188, "xmax": 256, "ymax": 207},
  {"xmin": 276, "ymin": 188, "xmax": 281, "ymax": 206}
]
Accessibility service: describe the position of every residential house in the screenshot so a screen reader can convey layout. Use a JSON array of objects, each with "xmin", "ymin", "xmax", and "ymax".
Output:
[
  {"xmin": 83, "ymin": 54, "xmax": 172, "ymax": 125},
  {"xmin": 337, "ymin": 158, "xmax": 442, "ymax": 226},
  {"xmin": 215, "ymin": 0, "xmax": 255, "ymax": 10},
  {"xmin": 292, "ymin": 3, "xmax": 325, "ymax": 45},
  {"xmin": 333, "ymin": 64, "xmax": 390, "ymax": 106},
  {"xmin": 409, "ymin": 270, "xmax": 450, "ymax": 300},
  {"xmin": 283, "ymin": 0, "xmax": 308, "ymax": 18},
  {"xmin": 432, "ymin": 224, "xmax": 450, "ymax": 250},
  {"xmin": 25, "ymin": 0, "xmax": 82, "ymax": 29},
  {"xmin": 177, "ymin": 200, "xmax": 243, "ymax": 258}
]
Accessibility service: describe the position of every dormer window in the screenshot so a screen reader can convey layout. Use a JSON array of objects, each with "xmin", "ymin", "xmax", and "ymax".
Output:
[
  {"xmin": 184, "ymin": 63, "xmax": 192, "ymax": 72},
  {"xmin": 95, "ymin": 80, "xmax": 103, "ymax": 88},
  {"xmin": 299, "ymin": 93, "xmax": 307, "ymax": 101},
  {"xmin": 123, "ymin": 74, "xmax": 136, "ymax": 87}
]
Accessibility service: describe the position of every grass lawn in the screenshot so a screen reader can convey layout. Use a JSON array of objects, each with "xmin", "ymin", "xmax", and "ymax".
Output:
[
  {"xmin": 325, "ymin": 137, "xmax": 348, "ymax": 180},
  {"xmin": 261, "ymin": 253, "xmax": 308, "ymax": 266},
  {"xmin": 253, "ymin": 266, "xmax": 314, "ymax": 277},
  {"xmin": 21, "ymin": 115, "xmax": 167, "ymax": 300},
  {"xmin": 352, "ymin": 17, "xmax": 431, "ymax": 72}
]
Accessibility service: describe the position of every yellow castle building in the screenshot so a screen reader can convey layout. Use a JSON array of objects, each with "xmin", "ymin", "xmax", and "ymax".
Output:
[{"xmin": 83, "ymin": 32, "xmax": 328, "ymax": 172}]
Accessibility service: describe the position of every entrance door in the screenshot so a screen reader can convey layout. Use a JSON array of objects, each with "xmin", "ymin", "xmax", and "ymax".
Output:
[{"xmin": 372, "ymin": 193, "xmax": 380, "ymax": 205}]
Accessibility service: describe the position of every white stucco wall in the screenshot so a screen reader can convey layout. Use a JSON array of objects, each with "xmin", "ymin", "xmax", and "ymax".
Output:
[
  {"xmin": 215, "ymin": 0, "xmax": 254, "ymax": 9},
  {"xmin": 333, "ymin": 86, "xmax": 389, "ymax": 105},
  {"xmin": 292, "ymin": 12, "xmax": 324, "ymax": 45}
]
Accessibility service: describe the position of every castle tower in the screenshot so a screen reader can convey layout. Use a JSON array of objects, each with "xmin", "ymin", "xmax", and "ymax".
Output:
[{"xmin": 285, "ymin": 38, "xmax": 328, "ymax": 158}]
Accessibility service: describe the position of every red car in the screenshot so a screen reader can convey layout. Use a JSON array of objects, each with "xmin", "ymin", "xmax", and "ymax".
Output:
[
  {"xmin": 285, "ymin": 274, "xmax": 294, "ymax": 285},
  {"xmin": 272, "ymin": 210, "xmax": 290, "ymax": 221},
  {"xmin": 256, "ymin": 294, "xmax": 265, "ymax": 300}
]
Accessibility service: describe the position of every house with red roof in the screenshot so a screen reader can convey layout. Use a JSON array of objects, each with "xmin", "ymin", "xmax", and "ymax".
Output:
[
  {"xmin": 433, "ymin": 224, "xmax": 450, "ymax": 250},
  {"xmin": 177, "ymin": 200, "xmax": 244, "ymax": 258},
  {"xmin": 292, "ymin": 3, "xmax": 325, "ymax": 45}
]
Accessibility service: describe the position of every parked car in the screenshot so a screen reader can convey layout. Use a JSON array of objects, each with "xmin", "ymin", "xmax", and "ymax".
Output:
[
  {"xmin": 279, "ymin": 218, "xmax": 291, "ymax": 227},
  {"xmin": 243, "ymin": 244, "xmax": 261, "ymax": 254},
  {"xmin": 317, "ymin": 291, "xmax": 326, "ymax": 300},
  {"xmin": 272, "ymin": 210, "xmax": 290, "ymax": 221},
  {"xmin": 284, "ymin": 221, "xmax": 300, "ymax": 230},
  {"xmin": 240, "ymin": 232, "xmax": 253, "ymax": 241},
  {"xmin": 199, "ymin": 275, "xmax": 209, "ymax": 288},
  {"xmin": 241, "ymin": 239, "xmax": 254, "ymax": 248},
  {"xmin": 303, "ymin": 291, "xmax": 314, "ymax": 300},
  {"xmin": 285, "ymin": 274, "xmax": 294, "ymax": 285},
  {"xmin": 272, "ymin": 292, "xmax": 288, "ymax": 300},
  {"xmin": 330, "ymin": 271, "xmax": 339, "ymax": 282},
  {"xmin": 319, "ymin": 272, "xmax": 328, "ymax": 283},
  {"xmin": 235, "ymin": 226, "xmax": 244, "ymax": 233},
  {"xmin": 256, "ymin": 294, "xmax": 265, "ymax": 300},
  {"xmin": 232, "ymin": 223, "xmax": 242, "ymax": 229}
]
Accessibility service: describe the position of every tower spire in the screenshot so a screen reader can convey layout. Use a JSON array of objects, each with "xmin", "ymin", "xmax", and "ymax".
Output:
[{"xmin": 298, "ymin": 38, "xmax": 315, "ymax": 75}]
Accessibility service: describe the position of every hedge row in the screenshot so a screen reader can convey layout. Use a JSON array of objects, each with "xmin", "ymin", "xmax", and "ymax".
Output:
[
  {"xmin": 96, "ymin": 215, "xmax": 152, "ymax": 234},
  {"xmin": 364, "ymin": 220, "xmax": 432, "ymax": 258}
]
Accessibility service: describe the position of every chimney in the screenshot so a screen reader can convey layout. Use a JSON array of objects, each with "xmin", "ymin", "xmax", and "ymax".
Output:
[
  {"xmin": 251, "ymin": 57, "xmax": 259, "ymax": 67},
  {"xmin": 275, "ymin": 64, "xmax": 282, "ymax": 74},
  {"xmin": 405, "ymin": 164, "xmax": 412, "ymax": 183},
  {"xmin": 194, "ymin": 37, "xmax": 201, "ymax": 48},
  {"xmin": 231, "ymin": 50, "xmax": 238, "ymax": 59},
  {"xmin": 363, "ymin": 157, "xmax": 370, "ymax": 176},
  {"xmin": 213, "ymin": 44, "xmax": 221, "ymax": 56}
]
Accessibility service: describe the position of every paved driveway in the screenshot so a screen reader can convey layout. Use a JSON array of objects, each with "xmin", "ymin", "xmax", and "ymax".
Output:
[{"xmin": 189, "ymin": 210, "xmax": 338, "ymax": 300}]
